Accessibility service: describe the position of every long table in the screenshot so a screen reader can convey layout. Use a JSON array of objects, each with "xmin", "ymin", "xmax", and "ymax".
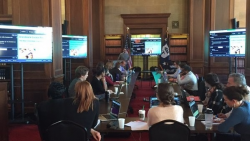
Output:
[{"xmin": 95, "ymin": 72, "xmax": 219, "ymax": 140}]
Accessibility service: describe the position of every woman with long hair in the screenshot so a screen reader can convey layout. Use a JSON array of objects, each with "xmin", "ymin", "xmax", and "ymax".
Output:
[
  {"xmin": 65, "ymin": 81, "xmax": 101, "ymax": 141},
  {"xmin": 147, "ymin": 83, "xmax": 183, "ymax": 126}
]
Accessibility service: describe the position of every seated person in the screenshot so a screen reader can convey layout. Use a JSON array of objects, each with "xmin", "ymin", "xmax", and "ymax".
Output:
[
  {"xmin": 215, "ymin": 86, "xmax": 250, "ymax": 141},
  {"xmin": 36, "ymin": 82, "xmax": 66, "ymax": 141},
  {"xmin": 68, "ymin": 66, "xmax": 89, "ymax": 97},
  {"xmin": 177, "ymin": 65, "xmax": 198, "ymax": 95},
  {"xmin": 168, "ymin": 61, "xmax": 182, "ymax": 81},
  {"xmin": 147, "ymin": 83, "xmax": 184, "ymax": 126},
  {"xmin": 218, "ymin": 73, "xmax": 250, "ymax": 118},
  {"xmin": 91, "ymin": 66, "xmax": 108, "ymax": 100},
  {"xmin": 109, "ymin": 61, "xmax": 123, "ymax": 82},
  {"xmin": 64, "ymin": 81, "xmax": 101, "ymax": 141},
  {"xmin": 203, "ymin": 73, "xmax": 224, "ymax": 115},
  {"xmin": 119, "ymin": 60, "xmax": 127, "ymax": 74}
]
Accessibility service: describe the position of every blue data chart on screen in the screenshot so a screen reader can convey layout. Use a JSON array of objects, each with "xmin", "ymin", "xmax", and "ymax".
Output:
[
  {"xmin": 209, "ymin": 29, "xmax": 245, "ymax": 57},
  {"xmin": 0, "ymin": 25, "xmax": 53, "ymax": 63},
  {"xmin": 62, "ymin": 35, "xmax": 87, "ymax": 58},
  {"xmin": 131, "ymin": 37, "xmax": 161, "ymax": 56}
]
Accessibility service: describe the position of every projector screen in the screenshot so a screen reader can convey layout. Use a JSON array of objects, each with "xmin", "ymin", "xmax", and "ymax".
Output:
[
  {"xmin": 0, "ymin": 25, "xmax": 53, "ymax": 63},
  {"xmin": 209, "ymin": 29, "xmax": 246, "ymax": 57},
  {"xmin": 62, "ymin": 35, "xmax": 87, "ymax": 58}
]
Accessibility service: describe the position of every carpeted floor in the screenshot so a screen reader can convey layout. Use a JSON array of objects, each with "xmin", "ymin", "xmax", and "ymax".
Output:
[{"xmin": 9, "ymin": 81, "xmax": 155, "ymax": 141}]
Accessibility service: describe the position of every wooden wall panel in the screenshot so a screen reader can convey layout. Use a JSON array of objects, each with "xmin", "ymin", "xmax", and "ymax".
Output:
[
  {"xmin": 0, "ymin": 0, "xmax": 8, "ymax": 14},
  {"xmin": 11, "ymin": 0, "xmax": 63, "ymax": 112},
  {"xmin": 0, "ymin": 83, "xmax": 8, "ymax": 141},
  {"xmin": 188, "ymin": 0, "xmax": 205, "ymax": 76},
  {"xmin": 245, "ymin": 0, "xmax": 250, "ymax": 84}
]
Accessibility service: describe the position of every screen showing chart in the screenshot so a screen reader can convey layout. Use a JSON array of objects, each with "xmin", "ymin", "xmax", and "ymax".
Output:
[
  {"xmin": 62, "ymin": 35, "xmax": 87, "ymax": 58},
  {"xmin": 209, "ymin": 29, "xmax": 245, "ymax": 57},
  {"xmin": 0, "ymin": 25, "xmax": 53, "ymax": 63},
  {"xmin": 130, "ymin": 37, "xmax": 161, "ymax": 56}
]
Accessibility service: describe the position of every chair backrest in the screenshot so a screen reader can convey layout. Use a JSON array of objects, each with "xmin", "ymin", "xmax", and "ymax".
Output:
[
  {"xmin": 149, "ymin": 119, "xmax": 190, "ymax": 141},
  {"xmin": 46, "ymin": 120, "xmax": 88, "ymax": 141},
  {"xmin": 133, "ymin": 66, "xmax": 141, "ymax": 77}
]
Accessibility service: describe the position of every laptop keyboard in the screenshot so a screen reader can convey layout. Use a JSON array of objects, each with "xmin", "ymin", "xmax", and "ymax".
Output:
[{"xmin": 102, "ymin": 114, "xmax": 116, "ymax": 120}]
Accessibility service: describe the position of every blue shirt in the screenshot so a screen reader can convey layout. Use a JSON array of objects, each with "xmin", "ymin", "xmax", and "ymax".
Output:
[{"xmin": 218, "ymin": 101, "xmax": 250, "ymax": 140}]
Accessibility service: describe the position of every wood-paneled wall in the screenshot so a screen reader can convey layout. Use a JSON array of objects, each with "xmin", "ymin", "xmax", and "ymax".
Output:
[
  {"xmin": 189, "ymin": 0, "xmax": 236, "ymax": 83},
  {"xmin": 0, "ymin": 0, "xmax": 8, "ymax": 14},
  {"xmin": 11, "ymin": 0, "xmax": 63, "ymax": 112},
  {"xmin": 65, "ymin": 0, "xmax": 104, "ymax": 82},
  {"xmin": 0, "ymin": 82, "xmax": 8, "ymax": 141}
]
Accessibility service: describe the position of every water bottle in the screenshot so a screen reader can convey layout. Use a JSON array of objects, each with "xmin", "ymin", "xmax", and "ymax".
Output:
[
  {"xmin": 163, "ymin": 71, "xmax": 168, "ymax": 82},
  {"xmin": 205, "ymin": 108, "xmax": 213, "ymax": 129}
]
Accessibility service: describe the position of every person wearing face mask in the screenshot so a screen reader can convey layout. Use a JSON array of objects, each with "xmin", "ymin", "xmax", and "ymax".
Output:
[
  {"xmin": 68, "ymin": 66, "xmax": 89, "ymax": 97},
  {"xmin": 202, "ymin": 73, "xmax": 224, "ymax": 115},
  {"xmin": 168, "ymin": 61, "xmax": 182, "ymax": 80},
  {"xmin": 215, "ymin": 86, "xmax": 250, "ymax": 141},
  {"xmin": 217, "ymin": 73, "xmax": 250, "ymax": 118}
]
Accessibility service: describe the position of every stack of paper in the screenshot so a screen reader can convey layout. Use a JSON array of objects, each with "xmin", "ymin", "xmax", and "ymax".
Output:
[{"xmin": 125, "ymin": 121, "xmax": 149, "ymax": 131}]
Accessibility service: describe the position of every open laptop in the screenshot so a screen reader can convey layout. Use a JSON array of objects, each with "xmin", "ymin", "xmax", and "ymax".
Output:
[
  {"xmin": 110, "ymin": 83, "xmax": 123, "ymax": 100},
  {"xmin": 189, "ymin": 100, "xmax": 205, "ymax": 120},
  {"xmin": 99, "ymin": 100, "xmax": 121, "ymax": 121},
  {"xmin": 150, "ymin": 96, "xmax": 159, "ymax": 108},
  {"xmin": 181, "ymin": 88, "xmax": 201, "ymax": 104}
]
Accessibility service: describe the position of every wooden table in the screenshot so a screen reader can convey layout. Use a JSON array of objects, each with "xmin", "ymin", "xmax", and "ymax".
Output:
[{"xmin": 95, "ymin": 73, "xmax": 218, "ymax": 141}]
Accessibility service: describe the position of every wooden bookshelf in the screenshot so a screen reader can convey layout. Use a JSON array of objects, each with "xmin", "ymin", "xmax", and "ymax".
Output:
[
  {"xmin": 168, "ymin": 33, "xmax": 188, "ymax": 62},
  {"xmin": 104, "ymin": 34, "xmax": 123, "ymax": 61}
]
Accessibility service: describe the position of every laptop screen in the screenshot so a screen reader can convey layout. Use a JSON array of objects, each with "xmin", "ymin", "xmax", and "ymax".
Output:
[
  {"xmin": 110, "ymin": 100, "xmax": 121, "ymax": 118},
  {"xmin": 150, "ymin": 96, "xmax": 159, "ymax": 108},
  {"xmin": 189, "ymin": 101, "xmax": 199, "ymax": 118}
]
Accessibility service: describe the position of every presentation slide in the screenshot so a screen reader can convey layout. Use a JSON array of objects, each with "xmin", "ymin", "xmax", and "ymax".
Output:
[
  {"xmin": 17, "ymin": 34, "xmax": 52, "ymax": 60},
  {"xmin": 69, "ymin": 40, "xmax": 87, "ymax": 57},
  {"xmin": 229, "ymin": 35, "xmax": 245, "ymax": 56}
]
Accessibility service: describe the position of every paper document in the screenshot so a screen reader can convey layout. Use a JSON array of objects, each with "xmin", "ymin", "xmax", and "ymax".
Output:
[
  {"xmin": 201, "ymin": 121, "xmax": 220, "ymax": 125},
  {"xmin": 125, "ymin": 121, "xmax": 149, "ymax": 131}
]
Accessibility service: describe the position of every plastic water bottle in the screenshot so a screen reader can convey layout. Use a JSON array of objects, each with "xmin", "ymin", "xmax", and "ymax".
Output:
[
  {"xmin": 163, "ymin": 71, "xmax": 168, "ymax": 82},
  {"xmin": 205, "ymin": 108, "xmax": 213, "ymax": 129}
]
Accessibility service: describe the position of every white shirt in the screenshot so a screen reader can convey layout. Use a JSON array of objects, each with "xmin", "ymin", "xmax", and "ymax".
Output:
[{"xmin": 177, "ymin": 71, "xmax": 198, "ymax": 91}]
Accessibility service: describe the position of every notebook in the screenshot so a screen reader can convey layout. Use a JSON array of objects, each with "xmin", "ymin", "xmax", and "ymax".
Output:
[
  {"xmin": 189, "ymin": 100, "xmax": 205, "ymax": 120},
  {"xmin": 99, "ymin": 100, "xmax": 121, "ymax": 121},
  {"xmin": 150, "ymin": 96, "xmax": 159, "ymax": 108}
]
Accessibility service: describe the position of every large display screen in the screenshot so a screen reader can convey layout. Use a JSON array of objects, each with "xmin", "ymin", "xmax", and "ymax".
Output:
[
  {"xmin": 62, "ymin": 35, "xmax": 87, "ymax": 58},
  {"xmin": 0, "ymin": 25, "xmax": 53, "ymax": 63},
  {"xmin": 209, "ymin": 29, "xmax": 246, "ymax": 57},
  {"xmin": 130, "ymin": 37, "xmax": 161, "ymax": 56}
]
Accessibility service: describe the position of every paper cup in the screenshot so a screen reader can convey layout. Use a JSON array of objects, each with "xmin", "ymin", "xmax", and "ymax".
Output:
[
  {"xmin": 189, "ymin": 116, "xmax": 195, "ymax": 126},
  {"xmin": 198, "ymin": 104, "xmax": 203, "ymax": 113},
  {"xmin": 158, "ymin": 79, "xmax": 161, "ymax": 84},
  {"xmin": 114, "ymin": 87, "xmax": 118, "ymax": 94},
  {"xmin": 139, "ymin": 110, "xmax": 145, "ymax": 120},
  {"xmin": 118, "ymin": 118, "xmax": 125, "ymax": 129}
]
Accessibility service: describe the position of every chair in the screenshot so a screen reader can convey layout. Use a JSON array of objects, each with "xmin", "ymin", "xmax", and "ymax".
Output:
[
  {"xmin": 149, "ymin": 119, "xmax": 190, "ymax": 141},
  {"xmin": 133, "ymin": 66, "xmax": 142, "ymax": 88},
  {"xmin": 198, "ymin": 76, "xmax": 206, "ymax": 101},
  {"xmin": 46, "ymin": 120, "xmax": 88, "ymax": 141}
]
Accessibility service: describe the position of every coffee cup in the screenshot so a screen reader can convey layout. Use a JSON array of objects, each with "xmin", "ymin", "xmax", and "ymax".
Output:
[
  {"xmin": 114, "ymin": 87, "xmax": 118, "ymax": 94},
  {"xmin": 189, "ymin": 116, "xmax": 195, "ymax": 126},
  {"xmin": 118, "ymin": 118, "xmax": 125, "ymax": 129},
  {"xmin": 198, "ymin": 104, "xmax": 203, "ymax": 113},
  {"xmin": 138, "ymin": 110, "xmax": 145, "ymax": 120}
]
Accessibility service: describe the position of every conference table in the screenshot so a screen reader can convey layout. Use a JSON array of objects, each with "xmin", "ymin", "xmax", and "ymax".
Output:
[{"xmin": 95, "ymin": 71, "xmax": 219, "ymax": 141}]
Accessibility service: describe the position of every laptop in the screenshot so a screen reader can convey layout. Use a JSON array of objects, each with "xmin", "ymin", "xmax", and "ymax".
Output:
[
  {"xmin": 99, "ymin": 100, "xmax": 121, "ymax": 121},
  {"xmin": 110, "ymin": 83, "xmax": 123, "ymax": 100},
  {"xmin": 181, "ymin": 88, "xmax": 200, "ymax": 105},
  {"xmin": 189, "ymin": 100, "xmax": 205, "ymax": 120},
  {"xmin": 150, "ymin": 96, "xmax": 159, "ymax": 108}
]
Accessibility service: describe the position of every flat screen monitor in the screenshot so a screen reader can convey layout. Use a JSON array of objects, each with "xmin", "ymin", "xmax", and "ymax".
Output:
[
  {"xmin": 130, "ymin": 37, "xmax": 161, "ymax": 56},
  {"xmin": 209, "ymin": 29, "xmax": 246, "ymax": 57},
  {"xmin": 62, "ymin": 35, "xmax": 87, "ymax": 58},
  {"xmin": 0, "ymin": 25, "xmax": 53, "ymax": 63}
]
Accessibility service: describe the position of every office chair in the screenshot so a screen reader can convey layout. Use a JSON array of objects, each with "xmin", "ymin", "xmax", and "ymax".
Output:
[
  {"xmin": 149, "ymin": 119, "xmax": 190, "ymax": 141},
  {"xmin": 46, "ymin": 120, "xmax": 88, "ymax": 141}
]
